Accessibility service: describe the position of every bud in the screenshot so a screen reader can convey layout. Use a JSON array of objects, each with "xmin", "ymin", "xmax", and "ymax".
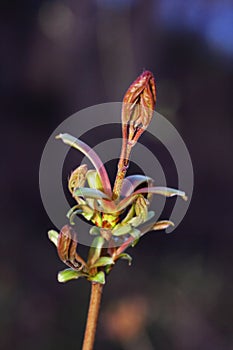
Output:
[
  {"xmin": 122, "ymin": 70, "xmax": 156, "ymax": 145},
  {"xmin": 113, "ymin": 71, "xmax": 156, "ymax": 199},
  {"xmin": 68, "ymin": 164, "xmax": 88, "ymax": 198}
]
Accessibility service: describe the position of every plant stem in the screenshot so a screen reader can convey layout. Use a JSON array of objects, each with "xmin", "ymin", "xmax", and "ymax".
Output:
[
  {"xmin": 82, "ymin": 282, "xmax": 103, "ymax": 350},
  {"xmin": 113, "ymin": 135, "xmax": 132, "ymax": 199}
]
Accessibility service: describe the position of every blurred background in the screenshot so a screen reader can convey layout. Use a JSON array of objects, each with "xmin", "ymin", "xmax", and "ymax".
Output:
[{"xmin": 1, "ymin": 0, "xmax": 233, "ymax": 349}]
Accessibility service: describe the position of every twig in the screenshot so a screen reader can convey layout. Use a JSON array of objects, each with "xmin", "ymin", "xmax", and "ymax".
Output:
[{"xmin": 82, "ymin": 282, "xmax": 103, "ymax": 350}]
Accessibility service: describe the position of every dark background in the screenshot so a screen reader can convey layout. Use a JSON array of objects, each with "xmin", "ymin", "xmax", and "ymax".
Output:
[{"xmin": 1, "ymin": 1, "xmax": 233, "ymax": 349}]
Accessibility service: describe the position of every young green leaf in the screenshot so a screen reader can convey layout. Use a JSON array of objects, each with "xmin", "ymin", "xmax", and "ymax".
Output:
[
  {"xmin": 91, "ymin": 256, "xmax": 114, "ymax": 268},
  {"xmin": 48, "ymin": 230, "xmax": 59, "ymax": 247},
  {"xmin": 74, "ymin": 187, "xmax": 111, "ymax": 200},
  {"xmin": 57, "ymin": 268, "xmax": 87, "ymax": 283},
  {"xmin": 121, "ymin": 175, "xmax": 153, "ymax": 197},
  {"xmin": 89, "ymin": 226, "xmax": 101, "ymax": 235},
  {"xmin": 135, "ymin": 186, "xmax": 187, "ymax": 200},
  {"xmin": 117, "ymin": 186, "xmax": 187, "ymax": 211},
  {"xmin": 152, "ymin": 220, "xmax": 175, "ymax": 231},
  {"xmin": 56, "ymin": 133, "xmax": 112, "ymax": 197},
  {"xmin": 68, "ymin": 209, "xmax": 83, "ymax": 225},
  {"xmin": 88, "ymin": 271, "xmax": 105, "ymax": 284},
  {"xmin": 129, "ymin": 228, "xmax": 141, "ymax": 239},
  {"xmin": 117, "ymin": 253, "xmax": 132, "ymax": 265},
  {"xmin": 86, "ymin": 170, "xmax": 103, "ymax": 191},
  {"xmin": 112, "ymin": 223, "xmax": 132, "ymax": 236},
  {"xmin": 87, "ymin": 236, "xmax": 105, "ymax": 266},
  {"xmin": 121, "ymin": 204, "xmax": 135, "ymax": 224},
  {"xmin": 140, "ymin": 220, "xmax": 175, "ymax": 236}
]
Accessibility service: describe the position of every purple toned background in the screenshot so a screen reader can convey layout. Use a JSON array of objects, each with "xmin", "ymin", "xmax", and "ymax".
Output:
[{"xmin": 1, "ymin": 1, "xmax": 233, "ymax": 349}]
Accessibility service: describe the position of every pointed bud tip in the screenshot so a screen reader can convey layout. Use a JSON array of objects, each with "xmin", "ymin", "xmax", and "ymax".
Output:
[{"xmin": 140, "ymin": 70, "xmax": 154, "ymax": 80}]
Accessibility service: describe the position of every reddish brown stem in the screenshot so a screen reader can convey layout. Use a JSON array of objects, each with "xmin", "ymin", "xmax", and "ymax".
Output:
[
  {"xmin": 113, "ymin": 127, "xmax": 132, "ymax": 199},
  {"xmin": 82, "ymin": 283, "xmax": 103, "ymax": 350}
]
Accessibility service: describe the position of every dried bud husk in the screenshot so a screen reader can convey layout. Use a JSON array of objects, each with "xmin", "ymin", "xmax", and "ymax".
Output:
[
  {"xmin": 57, "ymin": 225, "xmax": 86, "ymax": 270},
  {"xmin": 122, "ymin": 70, "xmax": 156, "ymax": 146}
]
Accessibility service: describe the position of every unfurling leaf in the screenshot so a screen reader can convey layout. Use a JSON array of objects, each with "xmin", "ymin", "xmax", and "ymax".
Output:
[
  {"xmin": 87, "ymin": 236, "xmax": 105, "ymax": 266},
  {"xmin": 117, "ymin": 186, "xmax": 187, "ymax": 212},
  {"xmin": 88, "ymin": 271, "xmax": 105, "ymax": 284},
  {"xmin": 129, "ymin": 228, "xmax": 141, "ymax": 239},
  {"xmin": 131, "ymin": 237, "xmax": 140, "ymax": 247},
  {"xmin": 152, "ymin": 220, "xmax": 175, "ymax": 231},
  {"xmin": 91, "ymin": 256, "xmax": 114, "ymax": 268},
  {"xmin": 121, "ymin": 204, "xmax": 135, "ymax": 224},
  {"xmin": 74, "ymin": 187, "xmax": 111, "ymax": 200},
  {"xmin": 140, "ymin": 220, "xmax": 175, "ymax": 236},
  {"xmin": 117, "ymin": 253, "xmax": 132, "ymax": 265},
  {"xmin": 112, "ymin": 223, "xmax": 132, "ymax": 236},
  {"xmin": 57, "ymin": 268, "xmax": 87, "ymax": 283},
  {"xmin": 86, "ymin": 170, "xmax": 103, "ymax": 191},
  {"xmin": 89, "ymin": 226, "xmax": 101, "ymax": 235},
  {"xmin": 56, "ymin": 133, "xmax": 112, "ymax": 197},
  {"xmin": 136, "ymin": 186, "xmax": 188, "ymax": 200},
  {"xmin": 121, "ymin": 175, "xmax": 153, "ymax": 197},
  {"xmin": 66, "ymin": 205, "xmax": 83, "ymax": 225},
  {"xmin": 48, "ymin": 230, "xmax": 59, "ymax": 247},
  {"xmin": 67, "ymin": 204, "xmax": 95, "ymax": 224}
]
